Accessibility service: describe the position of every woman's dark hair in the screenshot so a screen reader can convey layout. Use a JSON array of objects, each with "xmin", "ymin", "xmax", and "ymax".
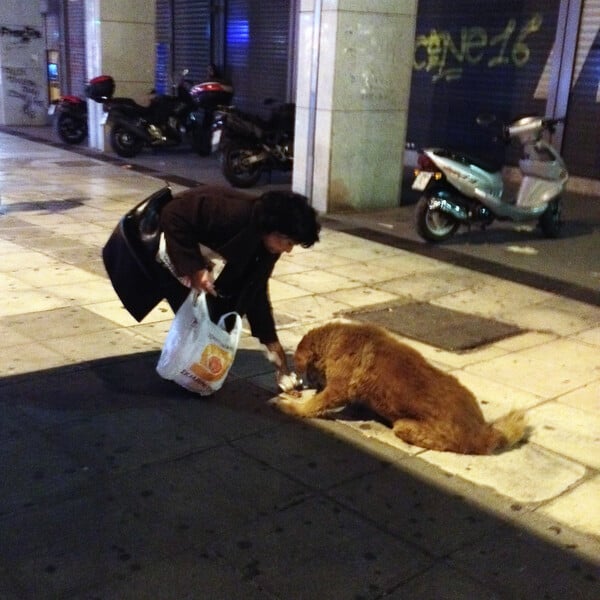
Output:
[{"xmin": 253, "ymin": 191, "xmax": 320, "ymax": 247}]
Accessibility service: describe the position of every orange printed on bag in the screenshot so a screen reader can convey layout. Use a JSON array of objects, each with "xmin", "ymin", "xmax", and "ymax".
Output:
[{"xmin": 189, "ymin": 343, "xmax": 232, "ymax": 382}]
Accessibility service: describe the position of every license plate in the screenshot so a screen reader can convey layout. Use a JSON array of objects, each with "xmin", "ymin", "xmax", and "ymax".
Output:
[
  {"xmin": 412, "ymin": 171, "xmax": 433, "ymax": 191},
  {"xmin": 211, "ymin": 128, "xmax": 222, "ymax": 151},
  {"xmin": 47, "ymin": 104, "xmax": 56, "ymax": 116},
  {"xmin": 100, "ymin": 112, "xmax": 108, "ymax": 125}
]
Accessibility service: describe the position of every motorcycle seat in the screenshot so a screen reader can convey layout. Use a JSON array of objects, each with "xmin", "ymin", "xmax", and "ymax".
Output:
[
  {"xmin": 110, "ymin": 97, "xmax": 140, "ymax": 108},
  {"xmin": 109, "ymin": 97, "xmax": 155, "ymax": 118}
]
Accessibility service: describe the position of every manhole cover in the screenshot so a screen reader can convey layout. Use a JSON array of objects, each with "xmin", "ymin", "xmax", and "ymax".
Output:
[{"xmin": 346, "ymin": 301, "xmax": 523, "ymax": 351}]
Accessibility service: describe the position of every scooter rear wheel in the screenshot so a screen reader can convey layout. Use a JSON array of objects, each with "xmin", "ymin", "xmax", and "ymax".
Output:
[
  {"xmin": 56, "ymin": 112, "xmax": 87, "ymax": 145},
  {"xmin": 415, "ymin": 195, "xmax": 459, "ymax": 242},
  {"xmin": 539, "ymin": 197, "xmax": 562, "ymax": 238}
]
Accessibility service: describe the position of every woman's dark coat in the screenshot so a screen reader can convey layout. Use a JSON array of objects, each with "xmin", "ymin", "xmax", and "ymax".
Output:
[{"xmin": 102, "ymin": 185, "xmax": 280, "ymax": 344}]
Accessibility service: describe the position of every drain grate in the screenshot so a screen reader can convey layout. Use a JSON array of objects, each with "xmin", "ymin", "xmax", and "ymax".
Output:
[{"xmin": 345, "ymin": 301, "xmax": 523, "ymax": 351}]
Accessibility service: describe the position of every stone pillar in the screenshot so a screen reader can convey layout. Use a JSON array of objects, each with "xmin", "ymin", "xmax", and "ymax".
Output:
[
  {"xmin": 85, "ymin": 0, "xmax": 156, "ymax": 150},
  {"xmin": 293, "ymin": 0, "xmax": 417, "ymax": 213},
  {"xmin": 0, "ymin": 1, "xmax": 47, "ymax": 125}
]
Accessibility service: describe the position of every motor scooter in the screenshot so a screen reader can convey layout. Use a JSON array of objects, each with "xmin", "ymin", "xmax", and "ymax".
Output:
[{"xmin": 412, "ymin": 115, "xmax": 568, "ymax": 242}]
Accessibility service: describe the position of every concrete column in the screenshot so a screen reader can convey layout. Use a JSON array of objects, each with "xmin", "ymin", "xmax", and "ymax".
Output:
[
  {"xmin": 85, "ymin": 0, "xmax": 156, "ymax": 151},
  {"xmin": 0, "ymin": 1, "xmax": 47, "ymax": 125},
  {"xmin": 293, "ymin": 0, "xmax": 417, "ymax": 213}
]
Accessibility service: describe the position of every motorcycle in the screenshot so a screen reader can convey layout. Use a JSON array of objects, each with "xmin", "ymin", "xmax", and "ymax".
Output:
[
  {"xmin": 48, "ymin": 94, "xmax": 87, "ymax": 144},
  {"xmin": 215, "ymin": 99, "xmax": 295, "ymax": 188},
  {"xmin": 412, "ymin": 115, "xmax": 568, "ymax": 242},
  {"xmin": 87, "ymin": 70, "xmax": 233, "ymax": 158}
]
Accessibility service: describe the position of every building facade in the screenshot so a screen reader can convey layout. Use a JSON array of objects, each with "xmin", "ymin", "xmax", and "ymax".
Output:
[{"xmin": 1, "ymin": 0, "xmax": 598, "ymax": 206}]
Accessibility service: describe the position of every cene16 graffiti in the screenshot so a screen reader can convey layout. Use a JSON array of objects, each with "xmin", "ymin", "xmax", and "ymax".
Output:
[{"xmin": 414, "ymin": 13, "xmax": 543, "ymax": 83}]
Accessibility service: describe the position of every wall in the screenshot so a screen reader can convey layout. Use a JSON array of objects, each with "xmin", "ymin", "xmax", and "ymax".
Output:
[
  {"xmin": 86, "ymin": 0, "xmax": 156, "ymax": 150},
  {"xmin": 0, "ymin": 0, "xmax": 47, "ymax": 125},
  {"xmin": 293, "ymin": 0, "xmax": 418, "ymax": 213}
]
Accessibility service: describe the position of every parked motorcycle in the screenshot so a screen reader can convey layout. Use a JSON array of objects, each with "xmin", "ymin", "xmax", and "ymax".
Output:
[
  {"xmin": 48, "ymin": 94, "xmax": 87, "ymax": 144},
  {"xmin": 87, "ymin": 70, "xmax": 233, "ymax": 158},
  {"xmin": 216, "ymin": 99, "xmax": 295, "ymax": 188},
  {"xmin": 412, "ymin": 115, "xmax": 568, "ymax": 242}
]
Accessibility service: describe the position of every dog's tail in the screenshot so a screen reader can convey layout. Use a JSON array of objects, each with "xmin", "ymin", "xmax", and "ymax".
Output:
[{"xmin": 487, "ymin": 410, "xmax": 528, "ymax": 453}]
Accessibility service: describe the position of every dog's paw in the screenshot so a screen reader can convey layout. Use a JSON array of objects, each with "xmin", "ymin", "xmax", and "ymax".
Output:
[{"xmin": 269, "ymin": 389, "xmax": 317, "ymax": 416}]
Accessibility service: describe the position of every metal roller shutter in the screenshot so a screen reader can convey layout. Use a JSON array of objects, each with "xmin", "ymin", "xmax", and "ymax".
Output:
[
  {"xmin": 155, "ymin": 0, "xmax": 173, "ymax": 94},
  {"xmin": 155, "ymin": 0, "xmax": 211, "ymax": 92},
  {"xmin": 561, "ymin": 0, "xmax": 600, "ymax": 178},
  {"xmin": 407, "ymin": 0, "xmax": 560, "ymax": 166},
  {"xmin": 173, "ymin": 0, "xmax": 211, "ymax": 82},
  {"xmin": 225, "ymin": 0, "xmax": 293, "ymax": 117},
  {"xmin": 64, "ymin": 0, "xmax": 86, "ymax": 98}
]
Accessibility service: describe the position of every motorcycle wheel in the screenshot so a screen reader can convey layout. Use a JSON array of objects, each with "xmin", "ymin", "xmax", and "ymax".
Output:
[
  {"xmin": 110, "ymin": 125, "xmax": 144, "ymax": 158},
  {"xmin": 222, "ymin": 144, "xmax": 263, "ymax": 188},
  {"xmin": 56, "ymin": 112, "xmax": 86, "ymax": 145},
  {"xmin": 415, "ymin": 195, "xmax": 459, "ymax": 242},
  {"xmin": 539, "ymin": 197, "xmax": 562, "ymax": 238}
]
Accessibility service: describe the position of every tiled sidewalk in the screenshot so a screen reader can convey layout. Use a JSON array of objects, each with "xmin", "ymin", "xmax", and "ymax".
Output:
[{"xmin": 0, "ymin": 132, "xmax": 598, "ymax": 599}]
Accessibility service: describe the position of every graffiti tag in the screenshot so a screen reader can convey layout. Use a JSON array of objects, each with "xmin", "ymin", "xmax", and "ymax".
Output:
[
  {"xmin": 0, "ymin": 25, "xmax": 42, "ymax": 43},
  {"xmin": 2, "ymin": 66, "xmax": 45, "ymax": 119},
  {"xmin": 414, "ymin": 14, "xmax": 543, "ymax": 83}
]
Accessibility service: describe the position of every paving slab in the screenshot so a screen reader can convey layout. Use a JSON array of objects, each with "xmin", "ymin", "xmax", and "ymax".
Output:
[
  {"xmin": 448, "ymin": 522, "xmax": 599, "ymax": 600},
  {"xmin": 0, "ymin": 129, "xmax": 598, "ymax": 599},
  {"xmin": 527, "ymin": 401, "xmax": 600, "ymax": 469}
]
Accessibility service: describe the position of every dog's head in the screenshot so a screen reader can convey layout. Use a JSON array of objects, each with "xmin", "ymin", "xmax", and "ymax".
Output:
[
  {"xmin": 293, "ymin": 329, "xmax": 317, "ymax": 374},
  {"xmin": 294, "ymin": 328, "xmax": 326, "ymax": 390}
]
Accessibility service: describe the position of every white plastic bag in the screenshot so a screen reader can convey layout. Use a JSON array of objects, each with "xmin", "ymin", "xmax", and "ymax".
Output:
[{"xmin": 156, "ymin": 291, "xmax": 242, "ymax": 395}]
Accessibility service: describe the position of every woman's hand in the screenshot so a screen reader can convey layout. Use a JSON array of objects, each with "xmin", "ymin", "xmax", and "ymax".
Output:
[{"xmin": 190, "ymin": 268, "xmax": 217, "ymax": 296}]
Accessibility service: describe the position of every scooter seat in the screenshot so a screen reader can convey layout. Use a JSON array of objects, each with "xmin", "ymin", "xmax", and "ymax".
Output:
[{"xmin": 433, "ymin": 149, "xmax": 502, "ymax": 174}]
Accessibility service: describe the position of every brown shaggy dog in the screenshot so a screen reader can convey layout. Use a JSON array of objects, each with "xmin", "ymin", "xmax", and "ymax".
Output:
[{"xmin": 273, "ymin": 322, "xmax": 527, "ymax": 454}]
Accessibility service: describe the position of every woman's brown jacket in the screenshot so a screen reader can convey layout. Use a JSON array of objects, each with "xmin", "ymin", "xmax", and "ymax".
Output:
[{"xmin": 160, "ymin": 185, "xmax": 280, "ymax": 344}]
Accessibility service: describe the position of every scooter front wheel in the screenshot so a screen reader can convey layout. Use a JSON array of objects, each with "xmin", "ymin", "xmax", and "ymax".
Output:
[
  {"xmin": 539, "ymin": 197, "xmax": 562, "ymax": 238},
  {"xmin": 415, "ymin": 195, "xmax": 459, "ymax": 242},
  {"xmin": 221, "ymin": 144, "xmax": 263, "ymax": 188},
  {"xmin": 109, "ymin": 125, "xmax": 144, "ymax": 158}
]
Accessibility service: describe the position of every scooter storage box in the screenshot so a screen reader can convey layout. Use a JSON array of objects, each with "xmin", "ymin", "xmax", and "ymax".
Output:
[{"xmin": 86, "ymin": 75, "xmax": 115, "ymax": 102}]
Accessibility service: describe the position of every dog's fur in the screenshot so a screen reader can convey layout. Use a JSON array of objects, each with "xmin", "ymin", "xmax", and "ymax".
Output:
[{"xmin": 273, "ymin": 322, "xmax": 527, "ymax": 454}]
